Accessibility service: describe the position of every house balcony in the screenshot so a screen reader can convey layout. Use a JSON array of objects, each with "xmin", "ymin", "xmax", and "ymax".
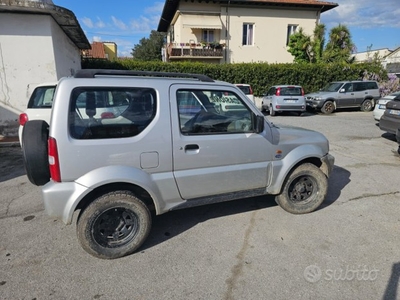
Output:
[{"xmin": 166, "ymin": 44, "xmax": 224, "ymax": 61}]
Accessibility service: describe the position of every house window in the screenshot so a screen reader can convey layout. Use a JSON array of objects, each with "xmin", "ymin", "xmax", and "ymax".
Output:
[
  {"xmin": 242, "ymin": 23, "xmax": 254, "ymax": 46},
  {"xmin": 286, "ymin": 25, "xmax": 298, "ymax": 45},
  {"xmin": 202, "ymin": 30, "xmax": 214, "ymax": 43},
  {"xmin": 169, "ymin": 25, "xmax": 175, "ymax": 42}
]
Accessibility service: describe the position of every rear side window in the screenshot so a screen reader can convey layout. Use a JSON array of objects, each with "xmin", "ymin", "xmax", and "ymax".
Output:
[
  {"xmin": 365, "ymin": 81, "xmax": 378, "ymax": 90},
  {"xmin": 27, "ymin": 86, "xmax": 56, "ymax": 108},
  {"xmin": 69, "ymin": 87, "xmax": 157, "ymax": 139}
]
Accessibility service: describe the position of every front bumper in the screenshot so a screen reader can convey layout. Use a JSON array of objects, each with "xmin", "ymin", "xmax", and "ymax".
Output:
[
  {"xmin": 321, "ymin": 153, "xmax": 335, "ymax": 177},
  {"xmin": 306, "ymin": 99, "xmax": 324, "ymax": 109}
]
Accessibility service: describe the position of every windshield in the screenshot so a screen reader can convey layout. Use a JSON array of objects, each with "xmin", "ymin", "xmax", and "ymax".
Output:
[{"xmin": 321, "ymin": 82, "xmax": 344, "ymax": 92}]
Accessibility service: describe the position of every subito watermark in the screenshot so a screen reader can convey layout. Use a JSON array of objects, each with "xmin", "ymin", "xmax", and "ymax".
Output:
[{"xmin": 303, "ymin": 265, "xmax": 379, "ymax": 283}]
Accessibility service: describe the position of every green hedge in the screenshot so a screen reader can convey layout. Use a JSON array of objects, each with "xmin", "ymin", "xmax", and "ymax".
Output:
[{"xmin": 82, "ymin": 58, "xmax": 386, "ymax": 96}]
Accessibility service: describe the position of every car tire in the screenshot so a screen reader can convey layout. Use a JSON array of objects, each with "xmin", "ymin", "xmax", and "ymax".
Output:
[
  {"xmin": 361, "ymin": 99, "xmax": 373, "ymax": 112},
  {"xmin": 269, "ymin": 106, "xmax": 276, "ymax": 116},
  {"xmin": 321, "ymin": 101, "xmax": 335, "ymax": 114},
  {"xmin": 21, "ymin": 120, "xmax": 50, "ymax": 186},
  {"xmin": 77, "ymin": 191, "xmax": 152, "ymax": 259},
  {"xmin": 275, "ymin": 163, "xmax": 328, "ymax": 214}
]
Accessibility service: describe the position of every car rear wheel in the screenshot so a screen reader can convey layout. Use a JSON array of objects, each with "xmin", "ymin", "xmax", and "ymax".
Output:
[
  {"xmin": 269, "ymin": 106, "xmax": 276, "ymax": 116},
  {"xmin": 275, "ymin": 163, "xmax": 328, "ymax": 214},
  {"xmin": 21, "ymin": 120, "xmax": 50, "ymax": 186},
  {"xmin": 361, "ymin": 99, "xmax": 373, "ymax": 112},
  {"xmin": 77, "ymin": 191, "xmax": 152, "ymax": 259},
  {"xmin": 321, "ymin": 101, "xmax": 335, "ymax": 114}
]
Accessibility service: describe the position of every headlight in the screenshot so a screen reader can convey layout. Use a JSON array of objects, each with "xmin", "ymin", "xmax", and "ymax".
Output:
[{"xmin": 314, "ymin": 97, "xmax": 323, "ymax": 101}]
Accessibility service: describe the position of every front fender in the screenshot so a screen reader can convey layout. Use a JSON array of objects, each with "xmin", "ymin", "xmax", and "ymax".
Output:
[{"xmin": 267, "ymin": 144, "xmax": 327, "ymax": 194}]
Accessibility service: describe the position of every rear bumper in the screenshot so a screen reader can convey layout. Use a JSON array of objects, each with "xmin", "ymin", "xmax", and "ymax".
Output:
[
  {"xmin": 379, "ymin": 115, "xmax": 400, "ymax": 134},
  {"xmin": 42, "ymin": 180, "xmax": 91, "ymax": 224},
  {"xmin": 273, "ymin": 104, "xmax": 306, "ymax": 112}
]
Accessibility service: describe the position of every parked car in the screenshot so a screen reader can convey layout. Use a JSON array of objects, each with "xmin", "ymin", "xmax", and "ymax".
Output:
[
  {"xmin": 21, "ymin": 69, "xmax": 334, "ymax": 259},
  {"xmin": 234, "ymin": 83, "xmax": 254, "ymax": 103},
  {"xmin": 261, "ymin": 85, "xmax": 306, "ymax": 116},
  {"xmin": 18, "ymin": 82, "xmax": 57, "ymax": 145},
  {"xmin": 373, "ymin": 92, "xmax": 400, "ymax": 121},
  {"xmin": 305, "ymin": 80, "xmax": 380, "ymax": 114},
  {"xmin": 379, "ymin": 94, "xmax": 400, "ymax": 134}
]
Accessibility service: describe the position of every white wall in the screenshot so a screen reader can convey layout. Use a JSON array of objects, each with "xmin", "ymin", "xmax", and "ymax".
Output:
[
  {"xmin": 225, "ymin": 7, "xmax": 318, "ymax": 63},
  {"xmin": 0, "ymin": 13, "xmax": 81, "ymax": 136}
]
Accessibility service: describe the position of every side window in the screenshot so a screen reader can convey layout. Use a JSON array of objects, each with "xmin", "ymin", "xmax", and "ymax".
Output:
[
  {"xmin": 177, "ymin": 89, "xmax": 255, "ymax": 135},
  {"xmin": 342, "ymin": 83, "xmax": 353, "ymax": 92},
  {"xmin": 69, "ymin": 87, "xmax": 157, "ymax": 139},
  {"xmin": 28, "ymin": 86, "xmax": 56, "ymax": 108},
  {"xmin": 267, "ymin": 87, "xmax": 275, "ymax": 96}
]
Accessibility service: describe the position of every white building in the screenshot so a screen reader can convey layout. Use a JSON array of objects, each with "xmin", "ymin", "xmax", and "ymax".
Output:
[{"xmin": 0, "ymin": 0, "xmax": 90, "ymax": 137}]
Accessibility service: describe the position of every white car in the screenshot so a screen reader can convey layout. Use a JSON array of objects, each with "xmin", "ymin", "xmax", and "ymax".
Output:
[
  {"xmin": 18, "ymin": 82, "xmax": 57, "ymax": 145},
  {"xmin": 234, "ymin": 84, "xmax": 254, "ymax": 103},
  {"xmin": 373, "ymin": 91, "xmax": 400, "ymax": 121}
]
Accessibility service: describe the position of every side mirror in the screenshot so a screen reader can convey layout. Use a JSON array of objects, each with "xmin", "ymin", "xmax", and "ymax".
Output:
[
  {"xmin": 339, "ymin": 88, "xmax": 346, "ymax": 93},
  {"xmin": 255, "ymin": 115, "xmax": 264, "ymax": 133}
]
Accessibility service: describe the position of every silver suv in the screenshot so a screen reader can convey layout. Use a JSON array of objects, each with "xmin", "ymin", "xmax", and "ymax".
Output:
[
  {"xmin": 22, "ymin": 69, "xmax": 334, "ymax": 259},
  {"xmin": 305, "ymin": 80, "xmax": 380, "ymax": 114}
]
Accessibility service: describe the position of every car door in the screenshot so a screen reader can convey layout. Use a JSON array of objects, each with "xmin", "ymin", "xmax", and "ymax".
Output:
[
  {"xmin": 170, "ymin": 84, "xmax": 272, "ymax": 200},
  {"xmin": 353, "ymin": 82, "xmax": 367, "ymax": 105},
  {"xmin": 263, "ymin": 87, "xmax": 275, "ymax": 108},
  {"xmin": 336, "ymin": 83, "xmax": 355, "ymax": 107}
]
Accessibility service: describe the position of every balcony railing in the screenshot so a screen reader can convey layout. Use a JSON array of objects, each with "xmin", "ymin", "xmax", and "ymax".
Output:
[{"xmin": 167, "ymin": 45, "xmax": 224, "ymax": 59}]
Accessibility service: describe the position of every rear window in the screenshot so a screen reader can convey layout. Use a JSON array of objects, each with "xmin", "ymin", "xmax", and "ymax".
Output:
[
  {"xmin": 27, "ymin": 85, "xmax": 56, "ymax": 108},
  {"xmin": 236, "ymin": 85, "xmax": 251, "ymax": 95},
  {"xmin": 69, "ymin": 87, "xmax": 157, "ymax": 140},
  {"xmin": 279, "ymin": 87, "xmax": 303, "ymax": 96}
]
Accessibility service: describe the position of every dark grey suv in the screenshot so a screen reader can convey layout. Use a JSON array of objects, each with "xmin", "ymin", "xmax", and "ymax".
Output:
[{"xmin": 305, "ymin": 80, "xmax": 380, "ymax": 114}]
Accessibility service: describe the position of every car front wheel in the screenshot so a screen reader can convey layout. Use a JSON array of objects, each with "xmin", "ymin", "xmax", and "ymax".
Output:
[
  {"xmin": 275, "ymin": 163, "xmax": 328, "ymax": 214},
  {"xmin": 321, "ymin": 101, "xmax": 335, "ymax": 114},
  {"xmin": 77, "ymin": 191, "xmax": 152, "ymax": 259}
]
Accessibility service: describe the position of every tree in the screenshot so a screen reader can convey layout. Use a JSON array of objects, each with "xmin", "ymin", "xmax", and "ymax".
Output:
[
  {"xmin": 287, "ymin": 28, "xmax": 312, "ymax": 63},
  {"xmin": 323, "ymin": 24, "xmax": 355, "ymax": 63},
  {"xmin": 131, "ymin": 30, "xmax": 166, "ymax": 61},
  {"xmin": 287, "ymin": 23, "xmax": 356, "ymax": 64}
]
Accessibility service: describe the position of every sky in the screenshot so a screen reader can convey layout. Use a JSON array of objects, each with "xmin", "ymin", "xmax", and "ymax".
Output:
[{"xmin": 53, "ymin": 0, "xmax": 400, "ymax": 57}]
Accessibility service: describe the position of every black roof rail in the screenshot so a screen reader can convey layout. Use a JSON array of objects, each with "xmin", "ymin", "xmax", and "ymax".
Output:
[{"xmin": 74, "ymin": 69, "xmax": 214, "ymax": 82}]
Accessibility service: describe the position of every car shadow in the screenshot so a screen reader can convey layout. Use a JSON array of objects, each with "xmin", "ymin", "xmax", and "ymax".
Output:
[
  {"xmin": 0, "ymin": 145, "xmax": 26, "ymax": 182},
  {"xmin": 141, "ymin": 165, "xmax": 350, "ymax": 252},
  {"xmin": 141, "ymin": 194, "xmax": 278, "ymax": 251},
  {"xmin": 381, "ymin": 132, "xmax": 397, "ymax": 142},
  {"xmin": 319, "ymin": 165, "xmax": 351, "ymax": 210}
]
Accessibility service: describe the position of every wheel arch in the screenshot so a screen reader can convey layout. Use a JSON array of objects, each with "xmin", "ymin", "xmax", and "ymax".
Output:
[
  {"xmin": 267, "ymin": 145, "xmax": 328, "ymax": 195},
  {"xmin": 76, "ymin": 182, "xmax": 156, "ymax": 218}
]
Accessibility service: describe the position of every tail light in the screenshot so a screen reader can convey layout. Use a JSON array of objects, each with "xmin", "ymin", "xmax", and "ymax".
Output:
[
  {"xmin": 19, "ymin": 113, "xmax": 28, "ymax": 126},
  {"xmin": 249, "ymin": 86, "xmax": 253, "ymax": 95},
  {"xmin": 301, "ymin": 87, "xmax": 305, "ymax": 96},
  {"xmin": 101, "ymin": 112, "xmax": 115, "ymax": 119},
  {"xmin": 48, "ymin": 137, "xmax": 61, "ymax": 182},
  {"xmin": 275, "ymin": 88, "xmax": 281, "ymax": 96}
]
